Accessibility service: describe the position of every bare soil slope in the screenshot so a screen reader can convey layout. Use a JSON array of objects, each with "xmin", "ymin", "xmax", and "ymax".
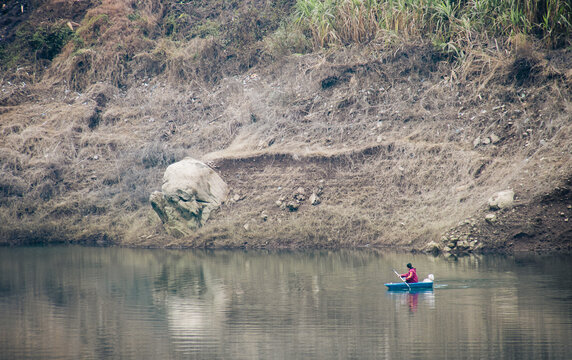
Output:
[{"xmin": 1, "ymin": 0, "xmax": 571, "ymax": 253}]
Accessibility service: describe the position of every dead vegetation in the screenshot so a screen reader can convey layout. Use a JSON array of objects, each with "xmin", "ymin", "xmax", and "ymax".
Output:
[{"xmin": 0, "ymin": 0, "xmax": 571, "ymax": 252}]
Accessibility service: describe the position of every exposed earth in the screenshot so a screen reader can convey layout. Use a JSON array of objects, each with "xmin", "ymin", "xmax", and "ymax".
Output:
[{"xmin": 0, "ymin": 0, "xmax": 571, "ymax": 254}]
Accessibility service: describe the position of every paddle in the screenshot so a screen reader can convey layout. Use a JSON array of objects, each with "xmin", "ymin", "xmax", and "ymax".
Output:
[{"xmin": 393, "ymin": 268, "xmax": 411, "ymax": 291}]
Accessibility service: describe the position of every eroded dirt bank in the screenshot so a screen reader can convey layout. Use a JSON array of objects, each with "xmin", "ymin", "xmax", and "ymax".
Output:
[{"xmin": 0, "ymin": 1, "xmax": 571, "ymax": 253}]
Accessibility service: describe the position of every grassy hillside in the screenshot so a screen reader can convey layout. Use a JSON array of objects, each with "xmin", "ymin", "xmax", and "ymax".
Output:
[{"xmin": 0, "ymin": 0, "xmax": 571, "ymax": 252}]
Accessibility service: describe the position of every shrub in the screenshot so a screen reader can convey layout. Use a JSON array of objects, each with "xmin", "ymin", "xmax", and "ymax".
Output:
[
  {"xmin": 0, "ymin": 21, "xmax": 74, "ymax": 70},
  {"xmin": 28, "ymin": 22, "xmax": 74, "ymax": 61}
]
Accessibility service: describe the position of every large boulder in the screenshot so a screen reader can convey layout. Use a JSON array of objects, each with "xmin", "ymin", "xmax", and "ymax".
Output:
[{"xmin": 150, "ymin": 157, "xmax": 229, "ymax": 237}]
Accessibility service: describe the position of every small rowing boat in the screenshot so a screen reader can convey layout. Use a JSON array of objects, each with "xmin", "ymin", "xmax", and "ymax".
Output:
[{"xmin": 385, "ymin": 281, "xmax": 433, "ymax": 291}]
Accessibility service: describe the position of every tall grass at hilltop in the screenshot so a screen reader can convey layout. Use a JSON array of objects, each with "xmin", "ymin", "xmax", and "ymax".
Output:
[
  {"xmin": 293, "ymin": 0, "xmax": 572, "ymax": 53},
  {"xmin": 3, "ymin": 0, "xmax": 568, "ymax": 88}
]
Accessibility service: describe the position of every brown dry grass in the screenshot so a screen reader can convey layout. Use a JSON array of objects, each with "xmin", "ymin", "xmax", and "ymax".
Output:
[{"xmin": 44, "ymin": 0, "xmax": 162, "ymax": 90}]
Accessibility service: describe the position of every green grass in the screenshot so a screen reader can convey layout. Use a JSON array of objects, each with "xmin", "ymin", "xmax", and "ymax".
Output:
[
  {"xmin": 0, "ymin": 21, "xmax": 74, "ymax": 70},
  {"xmin": 291, "ymin": 0, "xmax": 572, "ymax": 53}
]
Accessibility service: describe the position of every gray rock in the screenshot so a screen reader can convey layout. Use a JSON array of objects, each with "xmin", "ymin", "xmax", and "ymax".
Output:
[
  {"xmin": 293, "ymin": 187, "xmax": 306, "ymax": 201},
  {"xmin": 424, "ymin": 241, "xmax": 441, "ymax": 253},
  {"xmin": 488, "ymin": 190, "xmax": 515, "ymax": 210},
  {"xmin": 150, "ymin": 157, "xmax": 229, "ymax": 237},
  {"xmin": 286, "ymin": 201, "xmax": 299, "ymax": 212},
  {"xmin": 485, "ymin": 213, "xmax": 497, "ymax": 224},
  {"xmin": 457, "ymin": 240, "xmax": 470, "ymax": 251},
  {"xmin": 309, "ymin": 192, "xmax": 320, "ymax": 205}
]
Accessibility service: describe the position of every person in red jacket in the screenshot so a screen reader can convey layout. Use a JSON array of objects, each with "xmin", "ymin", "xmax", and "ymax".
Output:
[{"xmin": 400, "ymin": 263, "xmax": 418, "ymax": 283}]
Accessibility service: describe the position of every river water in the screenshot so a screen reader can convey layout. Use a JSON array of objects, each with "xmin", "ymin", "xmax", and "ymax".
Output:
[{"xmin": 0, "ymin": 246, "xmax": 571, "ymax": 359}]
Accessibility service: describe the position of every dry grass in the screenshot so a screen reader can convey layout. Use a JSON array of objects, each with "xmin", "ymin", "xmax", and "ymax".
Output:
[{"xmin": 43, "ymin": 0, "xmax": 162, "ymax": 90}]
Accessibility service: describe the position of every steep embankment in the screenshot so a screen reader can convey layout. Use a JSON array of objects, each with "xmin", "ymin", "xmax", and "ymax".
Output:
[{"xmin": 1, "ymin": 0, "xmax": 571, "ymax": 252}]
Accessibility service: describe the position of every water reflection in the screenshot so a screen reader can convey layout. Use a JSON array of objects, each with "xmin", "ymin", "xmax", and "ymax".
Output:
[
  {"xmin": 386, "ymin": 290, "xmax": 435, "ymax": 313},
  {"xmin": 152, "ymin": 262, "xmax": 229, "ymax": 355},
  {"xmin": 0, "ymin": 247, "xmax": 571, "ymax": 359}
]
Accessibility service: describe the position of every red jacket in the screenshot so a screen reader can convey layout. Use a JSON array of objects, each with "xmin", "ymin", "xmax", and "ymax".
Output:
[{"xmin": 401, "ymin": 268, "xmax": 418, "ymax": 283}]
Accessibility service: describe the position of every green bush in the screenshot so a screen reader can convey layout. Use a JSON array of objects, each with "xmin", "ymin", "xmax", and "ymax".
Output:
[
  {"xmin": 0, "ymin": 22, "xmax": 74, "ymax": 70},
  {"xmin": 28, "ymin": 23, "xmax": 74, "ymax": 61}
]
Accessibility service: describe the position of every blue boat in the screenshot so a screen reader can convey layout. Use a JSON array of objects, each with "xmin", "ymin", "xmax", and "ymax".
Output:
[{"xmin": 385, "ymin": 281, "xmax": 433, "ymax": 291}]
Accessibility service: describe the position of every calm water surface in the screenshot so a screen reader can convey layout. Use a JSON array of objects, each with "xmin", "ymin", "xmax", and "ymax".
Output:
[{"xmin": 1, "ymin": 246, "xmax": 571, "ymax": 359}]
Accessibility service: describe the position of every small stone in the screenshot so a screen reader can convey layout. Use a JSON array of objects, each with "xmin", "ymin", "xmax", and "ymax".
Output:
[
  {"xmin": 286, "ymin": 202, "xmax": 299, "ymax": 212},
  {"xmin": 293, "ymin": 187, "xmax": 306, "ymax": 201},
  {"xmin": 485, "ymin": 213, "xmax": 497, "ymax": 224},
  {"xmin": 309, "ymin": 193, "xmax": 320, "ymax": 205},
  {"xmin": 447, "ymin": 237, "xmax": 459, "ymax": 248},
  {"xmin": 425, "ymin": 241, "xmax": 440, "ymax": 253},
  {"xmin": 457, "ymin": 240, "xmax": 470, "ymax": 251},
  {"xmin": 488, "ymin": 190, "xmax": 515, "ymax": 210}
]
